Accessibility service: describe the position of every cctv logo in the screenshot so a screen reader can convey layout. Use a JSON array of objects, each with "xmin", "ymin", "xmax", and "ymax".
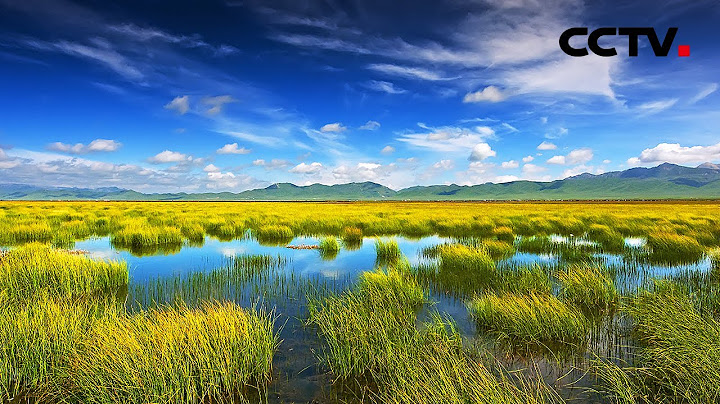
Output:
[{"xmin": 560, "ymin": 27, "xmax": 690, "ymax": 57}]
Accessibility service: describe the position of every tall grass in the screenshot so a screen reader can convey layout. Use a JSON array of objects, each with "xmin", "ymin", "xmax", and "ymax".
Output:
[
  {"xmin": 0, "ymin": 294, "xmax": 120, "ymax": 401},
  {"xmin": 319, "ymin": 236, "xmax": 340, "ymax": 260},
  {"xmin": 557, "ymin": 265, "xmax": 618, "ymax": 312},
  {"xmin": 594, "ymin": 282, "xmax": 720, "ymax": 403},
  {"xmin": 308, "ymin": 268, "xmax": 558, "ymax": 403},
  {"xmin": 0, "ymin": 243, "xmax": 128, "ymax": 301},
  {"xmin": 468, "ymin": 291, "xmax": 589, "ymax": 346},
  {"xmin": 341, "ymin": 226, "xmax": 363, "ymax": 249},
  {"xmin": 73, "ymin": 301, "xmax": 277, "ymax": 404},
  {"xmin": 254, "ymin": 225, "xmax": 293, "ymax": 245},
  {"xmin": 111, "ymin": 224, "xmax": 184, "ymax": 248},
  {"xmin": 646, "ymin": 232, "xmax": 704, "ymax": 264},
  {"xmin": 375, "ymin": 238, "xmax": 402, "ymax": 265}
]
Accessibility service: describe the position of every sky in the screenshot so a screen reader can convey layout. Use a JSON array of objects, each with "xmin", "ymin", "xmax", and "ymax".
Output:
[{"xmin": 0, "ymin": 0, "xmax": 719, "ymax": 193}]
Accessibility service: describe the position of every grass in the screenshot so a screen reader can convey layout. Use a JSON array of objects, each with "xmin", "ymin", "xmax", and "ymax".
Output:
[
  {"xmin": 341, "ymin": 226, "xmax": 363, "ymax": 249},
  {"xmin": 467, "ymin": 291, "xmax": 589, "ymax": 346},
  {"xmin": 111, "ymin": 224, "xmax": 184, "ymax": 248},
  {"xmin": 319, "ymin": 236, "xmax": 340, "ymax": 260},
  {"xmin": 308, "ymin": 267, "xmax": 558, "ymax": 403},
  {"xmin": 0, "ymin": 243, "xmax": 128, "ymax": 301},
  {"xmin": 557, "ymin": 264, "xmax": 618, "ymax": 312},
  {"xmin": 73, "ymin": 301, "xmax": 277, "ymax": 404},
  {"xmin": 374, "ymin": 238, "xmax": 402, "ymax": 265},
  {"xmin": 254, "ymin": 225, "xmax": 294, "ymax": 245},
  {"xmin": 593, "ymin": 282, "xmax": 720, "ymax": 403},
  {"xmin": 0, "ymin": 294, "xmax": 119, "ymax": 401},
  {"xmin": 646, "ymin": 231, "xmax": 705, "ymax": 264}
]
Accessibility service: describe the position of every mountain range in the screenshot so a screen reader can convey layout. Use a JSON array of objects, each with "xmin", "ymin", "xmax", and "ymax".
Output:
[{"xmin": 2, "ymin": 163, "xmax": 720, "ymax": 201}]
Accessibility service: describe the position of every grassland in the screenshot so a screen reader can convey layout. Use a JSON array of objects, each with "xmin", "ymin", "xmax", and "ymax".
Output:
[{"xmin": 1, "ymin": 201, "xmax": 720, "ymax": 403}]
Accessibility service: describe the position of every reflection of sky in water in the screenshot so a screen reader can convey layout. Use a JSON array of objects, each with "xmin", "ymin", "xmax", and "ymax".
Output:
[
  {"xmin": 74, "ymin": 235, "xmax": 448, "ymax": 283},
  {"xmin": 624, "ymin": 237, "xmax": 646, "ymax": 248}
]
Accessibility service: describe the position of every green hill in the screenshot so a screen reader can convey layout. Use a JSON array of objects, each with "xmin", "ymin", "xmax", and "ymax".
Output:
[{"xmin": 2, "ymin": 163, "xmax": 719, "ymax": 201}]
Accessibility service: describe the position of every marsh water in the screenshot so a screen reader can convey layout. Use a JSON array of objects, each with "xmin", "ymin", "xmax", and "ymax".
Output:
[{"xmin": 39, "ymin": 235, "xmax": 716, "ymax": 402}]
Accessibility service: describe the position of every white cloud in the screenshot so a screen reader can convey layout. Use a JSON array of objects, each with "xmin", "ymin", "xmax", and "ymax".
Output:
[
  {"xmin": 381, "ymin": 145, "xmax": 395, "ymax": 155},
  {"xmin": 602, "ymin": 159, "xmax": 611, "ymax": 164},
  {"xmin": 566, "ymin": 148, "xmax": 594, "ymax": 164},
  {"xmin": 463, "ymin": 86, "xmax": 507, "ymax": 103},
  {"xmin": 222, "ymin": 131, "xmax": 284, "ymax": 147},
  {"xmin": 367, "ymin": 63, "xmax": 452, "ymax": 81},
  {"xmin": 320, "ymin": 122, "xmax": 346, "ymax": 133},
  {"xmin": 501, "ymin": 160, "xmax": 519, "ymax": 169},
  {"xmin": 627, "ymin": 142, "xmax": 720, "ymax": 165},
  {"xmin": 547, "ymin": 155, "xmax": 565, "ymax": 165},
  {"xmin": 47, "ymin": 139, "xmax": 122, "ymax": 154},
  {"xmin": 359, "ymin": 120, "xmax": 381, "ymax": 130},
  {"xmin": 203, "ymin": 164, "xmax": 220, "ymax": 172},
  {"xmin": 522, "ymin": 163, "xmax": 546, "ymax": 175},
  {"xmin": 522, "ymin": 155, "xmax": 535, "ymax": 163},
  {"xmin": 253, "ymin": 159, "xmax": 291, "ymax": 170},
  {"xmin": 364, "ymin": 81, "xmax": 406, "ymax": 94},
  {"xmin": 504, "ymin": 55, "xmax": 616, "ymax": 99},
  {"xmin": 290, "ymin": 162, "xmax": 323, "ymax": 174},
  {"xmin": 202, "ymin": 95, "xmax": 236, "ymax": 115},
  {"xmin": 399, "ymin": 123, "xmax": 495, "ymax": 153},
  {"xmin": 495, "ymin": 175, "xmax": 519, "ymax": 183},
  {"xmin": 165, "ymin": 95, "xmax": 190, "ymax": 114},
  {"xmin": 637, "ymin": 98, "xmax": 678, "ymax": 115},
  {"xmin": 148, "ymin": 150, "xmax": 191, "ymax": 164},
  {"xmin": 433, "ymin": 160, "xmax": 455, "ymax": 170},
  {"xmin": 217, "ymin": 143, "xmax": 250, "ymax": 154},
  {"xmin": 690, "ymin": 83, "xmax": 718, "ymax": 104},
  {"xmin": 537, "ymin": 141, "xmax": 557, "ymax": 150},
  {"xmin": 547, "ymin": 148, "xmax": 593, "ymax": 165},
  {"xmin": 468, "ymin": 143, "xmax": 496, "ymax": 161}
]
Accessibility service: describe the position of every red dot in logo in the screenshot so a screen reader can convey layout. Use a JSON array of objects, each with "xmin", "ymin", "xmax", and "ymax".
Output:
[{"xmin": 678, "ymin": 45, "xmax": 690, "ymax": 57}]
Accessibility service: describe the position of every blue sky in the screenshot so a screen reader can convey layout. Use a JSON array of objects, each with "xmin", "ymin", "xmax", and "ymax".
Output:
[{"xmin": 0, "ymin": 0, "xmax": 719, "ymax": 192}]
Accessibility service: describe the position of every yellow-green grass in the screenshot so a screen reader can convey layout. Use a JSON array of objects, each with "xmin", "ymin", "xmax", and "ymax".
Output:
[
  {"xmin": 2, "ymin": 201, "xmax": 719, "ymax": 257},
  {"xmin": 73, "ymin": 301, "xmax": 277, "ymax": 404},
  {"xmin": 375, "ymin": 238, "xmax": 402, "ymax": 265},
  {"xmin": 308, "ymin": 268, "xmax": 557, "ymax": 403},
  {"xmin": 0, "ymin": 244, "xmax": 128, "ymax": 301},
  {"xmin": 594, "ymin": 282, "xmax": 720, "ymax": 403},
  {"xmin": 646, "ymin": 231, "xmax": 705, "ymax": 264},
  {"xmin": 319, "ymin": 236, "xmax": 340, "ymax": 260},
  {"xmin": 0, "ymin": 293, "xmax": 121, "ymax": 401},
  {"xmin": 340, "ymin": 226, "xmax": 363, "ymax": 249},
  {"xmin": 557, "ymin": 265, "xmax": 618, "ymax": 312},
  {"xmin": 254, "ymin": 224, "xmax": 294, "ymax": 245},
  {"xmin": 467, "ymin": 292, "xmax": 589, "ymax": 346},
  {"xmin": 110, "ymin": 224, "xmax": 184, "ymax": 248}
]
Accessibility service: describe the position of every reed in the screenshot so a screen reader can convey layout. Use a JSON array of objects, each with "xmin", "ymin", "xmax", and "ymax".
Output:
[
  {"xmin": 467, "ymin": 291, "xmax": 589, "ymax": 346},
  {"xmin": 340, "ymin": 226, "xmax": 363, "ymax": 244},
  {"xmin": 0, "ymin": 243, "xmax": 128, "ymax": 301},
  {"xmin": 110, "ymin": 224, "xmax": 184, "ymax": 248},
  {"xmin": 73, "ymin": 302, "xmax": 278, "ymax": 404}
]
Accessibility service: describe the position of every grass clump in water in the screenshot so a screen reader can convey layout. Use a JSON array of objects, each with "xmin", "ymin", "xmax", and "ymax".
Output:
[
  {"xmin": 308, "ymin": 268, "xmax": 556, "ymax": 403},
  {"xmin": 0, "ymin": 294, "xmax": 119, "ymax": 401},
  {"xmin": 646, "ymin": 232, "xmax": 704, "ymax": 265},
  {"xmin": 73, "ymin": 301, "xmax": 277, "ymax": 404},
  {"xmin": 557, "ymin": 265, "xmax": 618, "ymax": 312},
  {"xmin": 375, "ymin": 238, "xmax": 402, "ymax": 266},
  {"xmin": 468, "ymin": 291, "xmax": 589, "ymax": 346},
  {"xmin": 255, "ymin": 224, "xmax": 294, "ymax": 245},
  {"xmin": 593, "ymin": 282, "xmax": 720, "ymax": 403},
  {"xmin": 0, "ymin": 243, "xmax": 128, "ymax": 301},
  {"xmin": 341, "ymin": 226, "xmax": 363, "ymax": 249},
  {"xmin": 111, "ymin": 224, "xmax": 184, "ymax": 248},
  {"xmin": 319, "ymin": 236, "xmax": 340, "ymax": 260}
]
